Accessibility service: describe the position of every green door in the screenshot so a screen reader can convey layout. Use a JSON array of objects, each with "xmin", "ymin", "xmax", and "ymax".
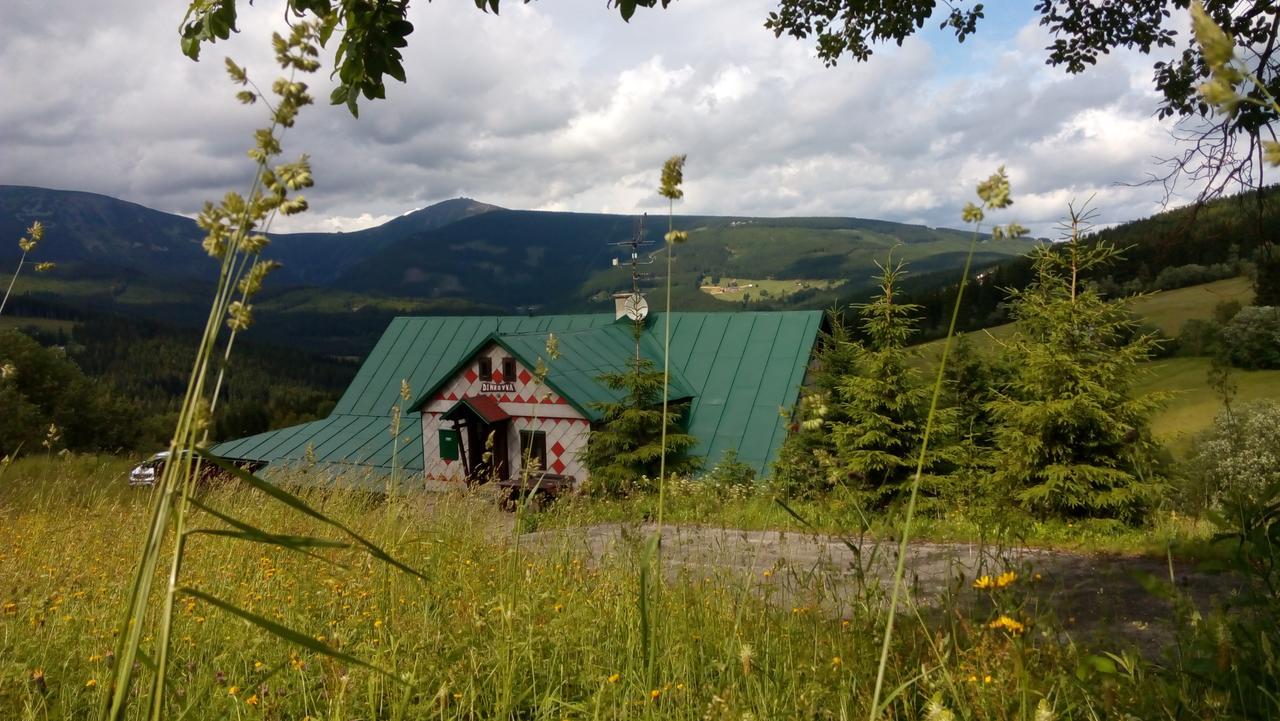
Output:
[{"xmin": 439, "ymin": 428, "xmax": 460, "ymax": 461}]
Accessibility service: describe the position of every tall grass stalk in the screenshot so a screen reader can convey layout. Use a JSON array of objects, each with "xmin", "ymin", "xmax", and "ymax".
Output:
[
  {"xmin": 103, "ymin": 24, "xmax": 330, "ymax": 721},
  {"xmin": 0, "ymin": 223, "xmax": 47, "ymax": 319},
  {"xmin": 867, "ymin": 168, "xmax": 1019, "ymax": 721},
  {"xmin": 655, "ymin": 154, "xmax": 688, "ymax": 546}
]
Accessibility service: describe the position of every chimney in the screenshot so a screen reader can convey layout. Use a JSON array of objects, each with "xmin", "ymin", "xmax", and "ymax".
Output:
[{"xmin": 612, "ymin": 292, "xmax": 631, "ymax": 321}]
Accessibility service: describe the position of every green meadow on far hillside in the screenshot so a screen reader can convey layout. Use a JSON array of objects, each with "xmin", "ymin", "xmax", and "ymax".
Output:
[
  {"xmin": 1128, "ymin": 276, "xmax": 1254, "ymax": 334},
  {"xmin": 915, "ymin": 277, "xmax": 1267, "ymax": 449},
  {"xmin": 699, "ymin": 277, "xmax": 845, "ymax": 302},
  {"xmin": 1136, "ymin": 356, "xmax": 1280, "ymax": 456}
]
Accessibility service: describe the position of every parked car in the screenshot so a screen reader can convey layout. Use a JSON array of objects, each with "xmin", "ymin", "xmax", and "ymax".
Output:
[
  {"xmin": 129, "ymin": 451, "xmax": 170, "ymax": 486},
  {"xmin": 128, "ymin": 451, "xmax": 255, "ymax": 486}
]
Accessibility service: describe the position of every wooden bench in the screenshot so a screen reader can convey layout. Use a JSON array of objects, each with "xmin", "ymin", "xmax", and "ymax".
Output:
[{"xmin": 495, "ymin": 473, "xmax": 574, "ymax": 510}]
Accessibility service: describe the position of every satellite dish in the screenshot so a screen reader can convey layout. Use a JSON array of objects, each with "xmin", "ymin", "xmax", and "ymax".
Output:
[{"xmin": 623, "ymin": 293, "xmax": 649, "ymax": 321}]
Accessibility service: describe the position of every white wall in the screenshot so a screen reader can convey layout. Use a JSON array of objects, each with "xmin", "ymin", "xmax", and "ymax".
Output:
[{"xmin": 420, "ymin": 343, "xmax": 591, "ymax": 486}]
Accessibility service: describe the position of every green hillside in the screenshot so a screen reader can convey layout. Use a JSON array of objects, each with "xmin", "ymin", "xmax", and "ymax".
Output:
[
  {"xmin": 1136, "ymin": 357, "xmax": 1280, "ymax": 456},
  {"xmin": 915, "ymin": 277, "xmax": 1269, "ymax": 455},
  {"xmin": 571, "ymin": 217, "xmax": 1034, "ymax": 313}
]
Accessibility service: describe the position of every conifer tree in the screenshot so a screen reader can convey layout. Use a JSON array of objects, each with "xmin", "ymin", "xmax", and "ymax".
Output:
[
  {"xmin": 988, "ymin": 206, "xmax": 1167, "ymax": 520},
  {"xmin": 771, "ymin": 307, "xmax": 859, "ymax": 497},
  {"xmin": 581, "ymin": 355, "xmax": 699, "ymax": 496},
  {"xmin": 833, "ymin": 259, "xmax": 957, "ymax": 505}
]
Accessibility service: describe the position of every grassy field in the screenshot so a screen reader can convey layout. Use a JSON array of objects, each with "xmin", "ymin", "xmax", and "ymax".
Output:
[
  {"xmin": 1129, "ymin": 277, "xmax": 1253, "ymax": 335},
  {"xmin": 0, "ymin": 455, "xmax": 1251, "ymax": 721},
  {"xmin": 0, "ymin": 316, "xmax": 77, "ymax": 334},
  {"xmin": 699, "ymin": 277, "xmax": 845, "ymax": 302},
  {"xmin": 1135, "ymin": 356, "xmax": 1280, "ymax": 456}
]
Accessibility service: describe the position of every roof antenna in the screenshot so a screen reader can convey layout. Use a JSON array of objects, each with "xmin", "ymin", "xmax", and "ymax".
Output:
[{"xmin": 608, "ymin": 213, "xmax": 653, "ymax": 359}]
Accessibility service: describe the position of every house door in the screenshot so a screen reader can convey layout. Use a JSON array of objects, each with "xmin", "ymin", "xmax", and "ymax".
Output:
[{"xmin": 465, "ymin": 419, "xmax": 509, "ymax": 482}]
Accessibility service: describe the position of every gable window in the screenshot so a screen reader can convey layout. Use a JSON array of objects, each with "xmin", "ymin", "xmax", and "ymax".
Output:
[
  {"xmin": 501, "ymin": 356, "xmax": 517, "ymax": 382},
  {"xmin": 519, "ymin": 430, "xmax": 547, "ymax": 473},
  {"xmin": 478, "ymin": 356, "xmax": 492, "ymax": 381}
]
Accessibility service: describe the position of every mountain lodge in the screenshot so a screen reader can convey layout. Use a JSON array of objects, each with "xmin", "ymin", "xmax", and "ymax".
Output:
[{"xmin": 213, "ymin": 301, "xmax": 824, "ymax": 488}]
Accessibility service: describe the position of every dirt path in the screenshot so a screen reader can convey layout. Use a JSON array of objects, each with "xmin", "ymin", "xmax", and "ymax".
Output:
[{"xmin": 527, "ymin": 523, "xmax": 1232, "ymax": 655}]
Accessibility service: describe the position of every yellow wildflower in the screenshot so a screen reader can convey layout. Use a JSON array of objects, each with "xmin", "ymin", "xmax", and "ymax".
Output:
[
  {"xmin": 649, "ymin": 689, "xmax": 662, "ymax": 701},
  {"xmin": 85, "ymin": 678, "xmax": 97, "ymax": 688},
  {"xmin": 989, "ymin": 615, "xmax": 1026, "ymax": 635},
  {"xmin": 608, "ymin": 673, "xmax": 621, "ymax": 684},
  {"xmin": 973, "ymin": 570, "xmax": 1018, "ymax": 590},
  {"xmin": 228, "ymin": 685, "xmax": 240, "ymax": 696},
  {"xmin": 246, "ymin": 694, "xmax": 259, "ymax": 706}
]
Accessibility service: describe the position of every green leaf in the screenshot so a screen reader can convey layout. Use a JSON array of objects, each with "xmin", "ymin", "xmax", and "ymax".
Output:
[
  {"xmin": 186, "ymin": 527, "xmax": 349, "ymax": 561},
  {"xmin": 180, "ymin": 588, "xmax": 404, "ymax": 684},
  {"xmin": 1085, "ymin": 654, "xmax": 1118, "ymax": 675},
  {"xmin": 386, "ymin": 60, "xmax": 406, "ymax": 83},
  {"xmin": 196, "ymin": 449, "xmax": 423, "ymax": 580},
  {"xmin": 318, "ymin": 12, "xmax": 338, "ymax": 45},
  {"xmin": 180, "ymin": 33, "xmax": 201, "ymax": 60},
  {"xmin": 184, "ymin": 494, "xmax": 353, "ymax": 564}
]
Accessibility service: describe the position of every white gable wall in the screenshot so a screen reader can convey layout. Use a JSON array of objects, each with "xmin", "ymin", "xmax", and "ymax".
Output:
[{"xmin": 419, "ymin": 343, "xmax": 591, "ymax": 485}]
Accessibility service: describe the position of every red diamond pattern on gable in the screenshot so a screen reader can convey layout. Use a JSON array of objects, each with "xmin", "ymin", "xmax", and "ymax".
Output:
[
  {"xmin": 517, "ymin": 369, "xmax": 532, "ymax": 384},
  {"xmin": 464, "ymin": 368, "xmax": 477, "ymax": 383},
  {"xmin": 551, "ymin": 459, "xmax": 566, "ymax": 474},
  {"xmin": 491, "ymin": 369, "xmax": 504, "ymax": 383},
  {"xmin": 551, "ymin": 441, "xmax": 565, "ymax": 457}
]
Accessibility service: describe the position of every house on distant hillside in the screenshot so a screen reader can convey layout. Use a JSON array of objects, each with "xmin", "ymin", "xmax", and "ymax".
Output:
[{"xmin": 213, "ymin": 300, "xmax": 824, "ymax": 488}]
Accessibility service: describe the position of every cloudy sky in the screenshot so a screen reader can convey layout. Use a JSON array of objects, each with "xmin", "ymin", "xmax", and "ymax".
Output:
[{"xmin": 2, "ymin": 0, "xmax": 1203, "ymax": 236}]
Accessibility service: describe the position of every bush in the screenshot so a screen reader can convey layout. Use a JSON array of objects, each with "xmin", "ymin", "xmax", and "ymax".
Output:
[
  {"xmin": 702, "ymin": 448, "xmax": 756, "ymax": 491},
  {"xmin": 1220, "ymin": 306, "xmax": 1280, "ymax": 369},
  {"xmin": 1183, "ymin": 400, "xmax": 1280, "ymax": 513},
  {"xmin": 1176, "ymin": 318, "xmax": 1219, "ymax": 356},
  {"xmin": 1150, "ymin": 262, "xmax": 1238, "ymax": 291}
]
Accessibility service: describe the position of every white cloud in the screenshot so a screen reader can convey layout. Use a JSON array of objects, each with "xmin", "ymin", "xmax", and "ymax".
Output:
[{"xmin": 0, "ymin": 0, "xmax": 1214, "ymax": 237}]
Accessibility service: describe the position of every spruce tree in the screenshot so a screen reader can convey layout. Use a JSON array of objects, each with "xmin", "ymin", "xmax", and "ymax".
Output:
[
  {"xmin": 771, "ymin": 307, "xmax": 859, "ymax": 497},
  {"xmin": 833, "ymin": 259, "xmax": 957, "ymax": 505},
  {"xmin": 581, "ymin": 355, "xmax": 700, "ymax": 496},
  {"xmin": 988, "ymin": 207, "xmax": 1166, "ymax": 520}
]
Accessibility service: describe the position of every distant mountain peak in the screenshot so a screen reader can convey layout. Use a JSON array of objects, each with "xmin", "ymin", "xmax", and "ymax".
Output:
[{"xmin": 388, "ymin": 197, "xmax": 501, "ymax": 229}]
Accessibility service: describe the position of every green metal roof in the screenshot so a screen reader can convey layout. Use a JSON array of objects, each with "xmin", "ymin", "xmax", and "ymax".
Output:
[
  {"xmin": 212, "ymin": 310, "xmax": 822, "ymax": 477},
  {"xmin": 413, "ymin": 323, "xmax": 699, "ymax": 422}
]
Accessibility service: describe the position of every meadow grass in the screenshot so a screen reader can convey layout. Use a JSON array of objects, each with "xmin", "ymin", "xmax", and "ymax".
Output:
[
  {"xmin": 0, "ymin": 316, "xmax": 78, "ymax": 334},
  {"xmin": 0, "ymin": 453, "xmax": 1222, "ymax": 721},
  {"xmin": 698, "ymin": 278, "xmax": 846, "ymax": 302},
  {"xmin": 1133, "ymin": 356, "xmax": 1280, "ymax": 456},
  {"xmin": 1130, "ymin": 276, "xmax": 1253, "ymax": 335}
]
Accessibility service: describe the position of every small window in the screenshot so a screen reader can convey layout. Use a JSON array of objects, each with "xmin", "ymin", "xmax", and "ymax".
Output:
[
  {"xmin": 478, "ymin": 357, "xmax": 492, "ymax": 381},
  {"xmin": 439, "ymin": 429, "xmax": 460, "ymax": 461},
  {"xmin": 502, "ymin": 357, "xmax": 517, "ymax": 382},
  {"xmin": 519, "ymin": 430, "xmax": 547, "ymax": 473}
]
